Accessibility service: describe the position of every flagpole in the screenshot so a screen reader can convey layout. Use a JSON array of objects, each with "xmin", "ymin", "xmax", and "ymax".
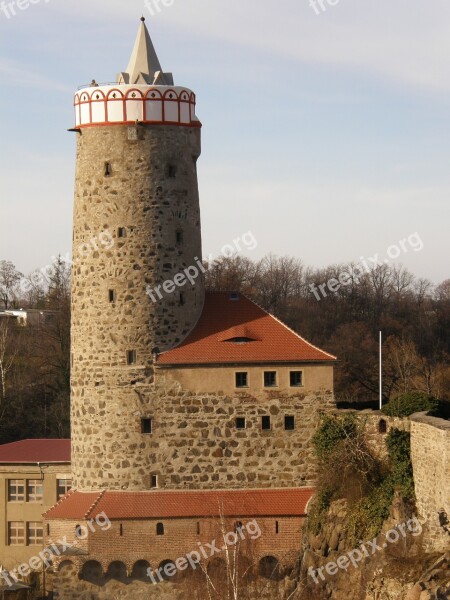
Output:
[{"xmin": 379, "ymin": 331, "xmax": 382, "ymax": 411}]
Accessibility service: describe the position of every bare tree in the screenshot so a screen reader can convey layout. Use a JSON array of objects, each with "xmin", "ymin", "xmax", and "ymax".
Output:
[
  {"xmin": 0, "ymin": 260, "xmax": 23, "ymax": 309},
  {"xmin": 0, "ymin": 319, "xmax": 18, "ymax": 417}
]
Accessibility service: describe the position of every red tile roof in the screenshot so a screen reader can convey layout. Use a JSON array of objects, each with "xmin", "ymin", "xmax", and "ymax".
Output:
[
  {"xmin": 44, "ymin": 487, "xmax": 315, "ymax": 520},
  {"xmin": 157, "ymin": 292, "xmax": 336, "ymax": 365},
  {"xmin": 0, "ymin": 439, "xmax": 71, "ymax": 464}
]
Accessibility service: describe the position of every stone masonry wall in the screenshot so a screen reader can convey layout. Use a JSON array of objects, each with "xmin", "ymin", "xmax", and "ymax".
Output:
[
  {"xmin": 71, "ymin": 123, "xmax": 204, "ymax": 491},
  {"xmin": 72, "ymin": 379, "xmax": 334, "ymax": 491},
  {"xmin": 410, "ymin": 412, "xmax": 450, "ymax": 552}
]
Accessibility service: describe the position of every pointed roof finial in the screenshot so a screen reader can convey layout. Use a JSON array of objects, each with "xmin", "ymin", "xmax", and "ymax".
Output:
[{"xmin": 117, "ymin": 18, "xmax": 174, "ymax": 86}]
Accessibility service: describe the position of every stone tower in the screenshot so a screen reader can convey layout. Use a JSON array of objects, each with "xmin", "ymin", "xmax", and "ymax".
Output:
[{"xmin": 70, "ymin": 18, "xmax": 205, "ymax": 491}]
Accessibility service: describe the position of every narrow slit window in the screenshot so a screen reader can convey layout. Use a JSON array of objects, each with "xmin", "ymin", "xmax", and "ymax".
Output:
[
  {"xmin": 378, "ymin": 419, "xmax": 387, "ymax": 434},
  {"xmin": 104, "ymin": 162, "xmax": 112, "ymax": 177},
  {"xmin": 127, "ymin": 350, "xmax": 137, "ymax": 365},
  {"xmin": 196, "ymin": 522, "xmax": 201, "ymax": 535},
  {"xmin": 236, "ymin": 417, "xmax": 246, "ymax": 430},
  {"xmin": 156, "ymin": 523, "xmax": 165, "ymax": 536},
  {"xmin": 176, "ymin": 230, "xmax": 183, "ymax": 244},
  {"xmin": 108, "ymin": 289, "xmax": 116, "ymax": 303},
  {"xmin": 151, "ymin": 475, "xmax": 158, "ymax": 488},
  {"xmin": 261, "ymin": 416, "xmax": 271, "ymax": 431},
  {"xmin": 179, "ymin": 292, "xmax": 185, "ymax": 306},
  {"xmin": 275, "ymin": 521, "xmax": 279, "ymax": 534},
  {"xmin": 168, "ymin": 165, "xmax": 177, "ymax": 178},
  {"xmin": 118, "ymin": 227, "xmax": 126, "ymax": 238},
  {"xmin": 285, "ymin": 416, "xmax": 295, "ymax": 431},
  {"xmin": 119, "ymin": 523, "xmax": 123, "ymax": 536},
  {"xmin": 141, "ymin": 418, "xmax": 152, "ymax": 434}
]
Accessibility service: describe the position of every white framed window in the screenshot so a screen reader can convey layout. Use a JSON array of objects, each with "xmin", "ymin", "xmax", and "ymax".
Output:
[
  {"xmin": 57, "ymin": 478, "xmax": 72, "ymax": 499},
  {"xmin": 8, "ymin": 479, "xmax": 25, "ymax": 502},
  {"xmin": 27, "ymin": 522, "xmax": 43, "ymax": 545},
  {"xmin": 27, "ymin": 479, "xmax": 43, "ymax": 503},
  {"xmin": 8, "ymin": 522, "xmax": 24, "ymax": 545}
]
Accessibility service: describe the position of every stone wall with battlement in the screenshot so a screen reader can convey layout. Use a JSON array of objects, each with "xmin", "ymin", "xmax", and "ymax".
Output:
[{"xmin": 410, "ymin": 412, "xmax": 450, "ymax": 552}]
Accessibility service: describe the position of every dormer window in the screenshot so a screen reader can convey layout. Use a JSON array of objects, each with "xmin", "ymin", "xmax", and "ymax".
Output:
[{"xmin": 226, "ymin": 337, "xmax": 254, "ymax": 345}]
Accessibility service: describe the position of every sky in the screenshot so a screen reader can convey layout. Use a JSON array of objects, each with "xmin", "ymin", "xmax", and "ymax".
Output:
[{"xmin": 0, "ymin": 0, "xmax": 449, "ymax": 284}]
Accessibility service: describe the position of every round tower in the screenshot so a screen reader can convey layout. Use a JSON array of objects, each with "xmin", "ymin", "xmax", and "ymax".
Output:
[{"xmin": 70, "ymin": 19, "xmax": 204, "ymax": 491}]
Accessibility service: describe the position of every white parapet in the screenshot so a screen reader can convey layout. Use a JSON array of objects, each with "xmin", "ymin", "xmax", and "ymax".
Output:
[{"xmin": 74, "ymin": 84, "xmax": 200, "ymax": 128}]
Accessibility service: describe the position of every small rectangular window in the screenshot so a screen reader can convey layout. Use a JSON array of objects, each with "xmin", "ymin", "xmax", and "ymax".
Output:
[
  {"xmin": 151, "ymin": 475, "xmax": 158, "ymax": 488},
  {"xmin": 275, "ymin": 521, "xmax": 279, "ymax": 534},
  {"xmin": 108, "ymin": 289, "xmax": 116, "ymax": 303},
  {"xmin": 104, "ymin": 162, "xmax": 112, "ymax": 177},
  {"xmin": 179, "ymin": 292, "xmax": 185, "ymax": 306},
  {"xmin": 261, "ymin": 416, "xmax": 271, "ymax": 431},
  {"xmin": 236, "ymin": 417, "xmax": 246, "ymax": 430},
  {"xmin": 127, "ymin": 350, "xmax": 137, "ymax": 365},
  {"xmin": 196, "ymin": 522, "xmax": 201, "ymax": 535},
  {"xmin": 8, "ymin": 522, "xmax": 24, "ymax": 546},
  {"xmin": 119, "ymin": 523, "xmax": 124, "ymax": 536},
  {"xmin": 235, "ymin": 372, "xmax": 248, "ymax": 388},
  {"xmin": 285, "ymin": 416, "xmax": 295, "ymax": 431},
  {"xmin": 27, "ymin": 480, "xmax": 43, "ymax": 503},
  {"xmin": 8, "ymin": 480, "xmax": 25, "ymax": 502},
  {"xmin": 27, "ymin": 522, "xmax": 43, "ymax": 545},
  {"xmin": 176, "ymin": 230, "xmax": 183, "ymax": 244},
  {"xmin": 290, "ymin": 371, "xmax": 303, "ymax": 387},
  {"xmin": 141, "ymin": 418, "xmax": 153, "ymax": 434},
  {"xmin": 264, "ymin": 371, "xmax": 277, "ymax": 387},
  {"xmin": 168, "ymin": 165, "xmax": 177, "ymax": 178},
  {"xmin": 57, "ymin": 479, "xmax": 72, "ymax": 499},
  {"xmin": 118, "ymin": 227, "xmax": 126, "ymax": 238}
]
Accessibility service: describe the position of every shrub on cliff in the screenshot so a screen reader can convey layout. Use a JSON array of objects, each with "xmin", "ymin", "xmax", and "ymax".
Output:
[{"xmin": 381, "ymin": 391, "xmax": 441, "ymax": 417}]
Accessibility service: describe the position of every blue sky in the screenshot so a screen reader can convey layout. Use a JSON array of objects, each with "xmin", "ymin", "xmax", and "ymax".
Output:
[{"xmin": 0, "ymin": 0, "xmax": 449, "ymax": 283}]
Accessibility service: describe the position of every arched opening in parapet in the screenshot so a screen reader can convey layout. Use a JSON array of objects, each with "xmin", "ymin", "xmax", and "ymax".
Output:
[
  {"xmin": 158, "ymin": 560, "xmax": 177, "ymax": 582},
  {"xmin": 258, "ymin": 556, "xmax": 281, "ymax": 581},
  {"xmin": 131, "ymin": 560, "xmax": 151, "ymax": 581},
  {"xmin": 378, "ymin": 419, "xmax": 387, "ymax": 434},
  {"xmin": 80, "ymin": 560, "xmax": 103, "ymax": 585},
  {"xmin": 105, "ymin": 561, "xmax": 127, "ymax": 582}
]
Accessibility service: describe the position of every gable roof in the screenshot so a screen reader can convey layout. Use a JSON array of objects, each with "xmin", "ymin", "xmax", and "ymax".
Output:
[
  {"xmin": 44, "ymin": 487, "xmax": 315, "ymax": 520},
  {"xmin": 0, "ymin": 439, "xmax": 71, "ymax": 464},
  {"xmin": 157, "ymin": 292, "xmax": 336, "ymax": 365}
]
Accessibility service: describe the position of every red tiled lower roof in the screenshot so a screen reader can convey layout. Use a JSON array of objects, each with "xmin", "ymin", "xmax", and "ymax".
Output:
[
  {"xmin": 156, "ymin": 292, "xmax": 336, "ymax": 365},
  {"xmin": 0, "ymin": 439, "xmax": 71, "ymax": 463},
  {"xmin": 44, "ymin": 488, "xmax": 315, "ymax": 520}
]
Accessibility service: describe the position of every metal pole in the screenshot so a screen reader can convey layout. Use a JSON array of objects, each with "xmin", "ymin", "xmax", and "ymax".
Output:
[{"xmin": 379, "ymin": 331, "xmax": 382, "ymax": 411}]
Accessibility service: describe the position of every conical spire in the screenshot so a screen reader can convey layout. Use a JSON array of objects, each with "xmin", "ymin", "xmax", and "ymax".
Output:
[{"xmin": 117, "ymin": 17, "xmax": 173, "ymax": 85}]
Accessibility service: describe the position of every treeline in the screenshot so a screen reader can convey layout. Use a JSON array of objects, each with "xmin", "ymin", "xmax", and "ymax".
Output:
[
  {"xmin": 205, "ymin": 255, "xmax": 450, "ymax": 403},
  {"xmin": 0, "ymin": 259, "xmax": 70, "ymax": 443},
  {"xmin": 0, "ymin": 255, "xmax": 448, "ymax": 443}
]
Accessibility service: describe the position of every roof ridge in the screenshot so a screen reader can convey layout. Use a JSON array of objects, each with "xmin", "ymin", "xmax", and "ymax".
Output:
[
  {"xmin": 84, "ymin": 490, "xmax": 106, "ymax": 519},
  {"xmin": 43, "ymin": 487, "xmax": 76, "ymax": 519},
  {"xmin": 240, "ymin": 293, "xmax": 337, "ymax": 361}
]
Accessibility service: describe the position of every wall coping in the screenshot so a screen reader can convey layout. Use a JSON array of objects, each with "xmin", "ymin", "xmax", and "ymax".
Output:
[{"xmin": 410, "ymin": 411, "xmax": 450, "ymax": 431}]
